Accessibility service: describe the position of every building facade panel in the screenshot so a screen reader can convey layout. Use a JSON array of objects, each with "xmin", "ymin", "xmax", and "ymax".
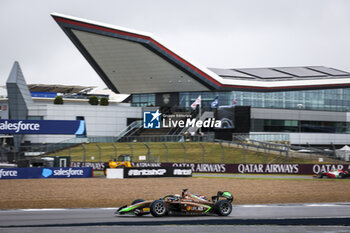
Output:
[{"xmin": 22, "ymin": 102, "xmax": 141, "ymax": 144}]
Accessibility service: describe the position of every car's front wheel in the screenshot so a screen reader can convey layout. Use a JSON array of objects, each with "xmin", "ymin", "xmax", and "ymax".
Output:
[
  {"xmin": 214, "ymin": 199, "xmax": 232, "ymax": 216},
  {"xmin": 150, "ymin": 200, "xmax": 168, "ymax": 217}
]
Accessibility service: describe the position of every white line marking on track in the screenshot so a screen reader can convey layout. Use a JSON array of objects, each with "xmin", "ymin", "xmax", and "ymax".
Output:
[
  {"xmin": 237, "ymin": 203, "xmax": 345, "ymax": 208},
  {"xmin": 1, "ymin": 207, "xmax": 117, "ymax": 212},
  {"xmin": 20, "ymin": 209, "xmax": 68, "ymax": 211},
  {"xmin": 1, "ymin": 203, "xmax": 349, "ymax": 212}
]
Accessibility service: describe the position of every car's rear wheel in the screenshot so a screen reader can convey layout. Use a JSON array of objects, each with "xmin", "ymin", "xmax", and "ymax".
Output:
[
  {"xmin": 150, "ymin": 200, "xmax": 168, "ymax": 217},
  {"xmin": 317, "ymin": 172, "xmax": 323, "ymax": 178},
  {"xmin": 339, "ymin": 173, "xmax": 345, "ymax": 179},
  {"xmin": 214, "ymin": 199, "xmax": 232, "ymax": 216}
]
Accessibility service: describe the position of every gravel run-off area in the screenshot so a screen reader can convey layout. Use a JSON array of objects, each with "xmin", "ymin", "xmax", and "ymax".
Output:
[{"xmin": 1, "ymin": 177, "xmax": 350, "ymax": 209}]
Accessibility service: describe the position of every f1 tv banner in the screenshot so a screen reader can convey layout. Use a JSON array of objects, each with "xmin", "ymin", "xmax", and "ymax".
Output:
[{"xmin": 0, "ymin": 119, "xmax": 85, "ymax": 134}]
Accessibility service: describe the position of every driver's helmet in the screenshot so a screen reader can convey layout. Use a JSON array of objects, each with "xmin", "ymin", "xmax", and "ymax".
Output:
[
  {"xmin": 174, "ymin": 194, "xmax": 180, "ymax": 200},
  {"xmin": 193, "ymin": 193, "xmax": 207, "ymax": 200}
]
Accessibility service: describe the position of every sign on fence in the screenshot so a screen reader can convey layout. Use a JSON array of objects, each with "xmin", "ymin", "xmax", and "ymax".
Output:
[
  {"xmin": 106, "ymin": 167, "xmax": 192, "ymax": 179},
  {"xmin": 124, "ymin": 167, "xmax": 192, "ymax": 178},
  {"xmin": 0, "ymin": 119, "xmax": 85, "ymax": 135},
  {"xmin": 71, "ymin": 161, "xmax": 350, "ymax": 175},
  {"xmin": 0, "ymin": 167, "xmax": 93, "ymax": 179}
]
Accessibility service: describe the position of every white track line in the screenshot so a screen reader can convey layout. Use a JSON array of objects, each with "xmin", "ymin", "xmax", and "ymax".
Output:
[
  {"xmin": 237, "ymin": 203, "xmax": 344, "ymax": 208},
  {"xmin": 1, "ymin": 207, "xmax": 116, "ymax": 212},
  {"xmin": 1, "ymin": 204, "xmax": 349, "ymax": 212}
]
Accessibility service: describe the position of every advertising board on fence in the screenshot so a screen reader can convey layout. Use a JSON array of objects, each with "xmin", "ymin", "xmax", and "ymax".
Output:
[
  {"xmin": 0, "ymin": 167, "xmax": 93, "ymax": 179},
  {"xmin": 0, "ymin": 119, "xmax": 85, "ymax": 135},
  {"xmin": 167, "ymin": 163, "xmax": 350, "ymax": 175},
  {"xmin": 71, "ymin": 161, "xmax": 350, "ymax": 175},
  {"xmin": 106, "ymin": 167, "xmax": 192, "ymax": 179},
  {"xmin": 72, "ymin": 162, "xmax": 105, "ymax": 171},
  {"xmin": 125, "ymin": 167, "xmax": 192, "ymax": 178}
]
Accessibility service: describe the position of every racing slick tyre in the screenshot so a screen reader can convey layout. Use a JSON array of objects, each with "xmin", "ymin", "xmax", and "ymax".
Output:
[
  {"xmin": 117, "ymin": 165, "xmax": 125, "ymax": 168},
  {"xmin": 317, "ymin": 172, "xmax": 323, "ymax": 178},
  {"xmin": 339, "ymin": 173, "xmax": 345, "ymax": 179},
  {"xmin": 131, "ymin": 199, "xmax": 146, "ymax": 216},
  {"xmin": 150, "ymin": 200, "xmax": 168, "ymax": 217},
  {"xmin": 214, "ymin": 199, "xmax": 232, "ymax": 216}
]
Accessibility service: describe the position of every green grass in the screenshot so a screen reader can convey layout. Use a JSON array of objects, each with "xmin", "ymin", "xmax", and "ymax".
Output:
[{"xmin": 46, "ymin": 142, "xmax": 337, "ymax": 164}]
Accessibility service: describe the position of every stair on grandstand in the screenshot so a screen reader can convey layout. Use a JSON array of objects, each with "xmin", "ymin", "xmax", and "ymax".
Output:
[
  {"xmin": 181, "ymin": 111, "xmax": 214, "ymax": 134},
  {"xmin": 167, "ymin": 111, "xmax": 193, "ymax": 135},
  {"xmin": 115, "ymin": 120, "xmax": 142, "ymax": 140}
]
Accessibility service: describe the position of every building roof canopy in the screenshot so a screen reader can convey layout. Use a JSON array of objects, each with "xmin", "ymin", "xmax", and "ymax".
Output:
[{"xmin": 51, "ymin": 13, "xmax": 350, "ymax": 93}]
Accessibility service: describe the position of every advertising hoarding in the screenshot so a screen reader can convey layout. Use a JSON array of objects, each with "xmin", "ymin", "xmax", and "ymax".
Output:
[
  {"xmin": 0, "ymin": 167, "xmax": 92, "ymax": 179},
  {"xmin": 0, "ymin": 119, "xmax": 85, "ymax": 134}
]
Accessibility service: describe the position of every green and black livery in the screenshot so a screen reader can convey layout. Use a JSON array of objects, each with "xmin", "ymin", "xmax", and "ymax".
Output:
[{"xmin": 116, "ymin": 189, "xmax": 234, "ymax": 217}]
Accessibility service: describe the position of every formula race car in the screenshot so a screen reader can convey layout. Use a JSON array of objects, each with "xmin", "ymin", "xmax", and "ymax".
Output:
[
  {"xmin": 315, "ymin": 169, "xmax": 349, "ymax": 179},
  {"xmin": 116, "ymin": 189, "xmax": 233, "ymax": 217}
]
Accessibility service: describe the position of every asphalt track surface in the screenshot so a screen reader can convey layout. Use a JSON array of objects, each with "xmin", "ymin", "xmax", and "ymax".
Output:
[{"xmin": 0, "ymin": 203, "xmax": 350, "ymax": 228}]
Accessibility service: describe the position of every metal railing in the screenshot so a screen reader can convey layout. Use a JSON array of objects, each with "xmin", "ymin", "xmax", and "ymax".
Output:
[
  {"xmin": 11, "ymin": 132, "xmax": 346, "ymax": 164},
  {"xmin": 115, "ymin": 120, "xmax": 143, "ymax": 141},
  {"xmin": 233, "ymin": 133, "xmax": 290, "ymax": 143},
  {"xmin": 48, "ymin": 139, "xmax": 341, "ymax": 164},
  {"xmin": 117, "ymin": 134, "xmax": 215, "ymax": 143}
]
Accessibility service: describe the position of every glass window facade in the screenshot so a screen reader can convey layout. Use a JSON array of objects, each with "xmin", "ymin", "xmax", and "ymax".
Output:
[
  {"xmin": 132, "ymin": 94, "xmax": 155, "ymax": 107},
  {"xmin": 27, "ymin": 116, "xmax": 44, "ymax": 120},
  {"xmin": 132, "ymin": 88, "xmax": 350, "ymax": 112},
  {"xmin": 131, "ymin": 88, "xmax": 350, "ymax": 134},
  {"xmin": 251, "ymin": 119, "xmax": 350, "ymax": 133},
  {"xmin": 181, "ymin": 88, "xmax": 350, "ymax": 112}
]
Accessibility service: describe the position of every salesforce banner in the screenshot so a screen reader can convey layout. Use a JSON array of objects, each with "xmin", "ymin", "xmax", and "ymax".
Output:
[
  {"xmin": 0, "ymin": 119, "xmax": 85, "ymax": 134},
  {"xmin": 0, "ymin": 167, "xmax": 92, "ymax": 179}
]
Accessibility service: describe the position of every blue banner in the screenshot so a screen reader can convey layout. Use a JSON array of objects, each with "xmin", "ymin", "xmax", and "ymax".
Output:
[
  {"xmin": 0, "ymin": 167, "xmax": 92, "ymax": 179},
  {"xmin": 0, "ymin": 119, "xmax": 85, "ymax": 134}
]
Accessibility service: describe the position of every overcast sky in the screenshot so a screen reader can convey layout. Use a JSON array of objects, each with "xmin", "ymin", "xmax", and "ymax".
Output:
[{"xmin": 1, "ymin": 0, "xmax": 350, "ymax": 89}]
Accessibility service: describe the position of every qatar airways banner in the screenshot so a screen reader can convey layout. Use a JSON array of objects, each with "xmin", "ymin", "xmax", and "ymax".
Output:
[
  {"xmin": 165, "ymin": 163, "xmax": 350, "ymax": 175},
  {"xmin": 0, "ymin": 119, "xmax": 85, "ymax": 134},
  {"xmin": 71, "ymin": 162, "xmax": 350, "ymax": 175}
]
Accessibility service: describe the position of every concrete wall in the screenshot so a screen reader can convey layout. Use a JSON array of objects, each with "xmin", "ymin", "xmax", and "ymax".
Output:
[{"xmin": 24, "ymin": 101, "xmax": 141, "ymax": 144}]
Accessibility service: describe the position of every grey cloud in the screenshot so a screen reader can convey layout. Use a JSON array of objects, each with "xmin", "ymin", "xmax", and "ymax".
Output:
[{"xmin": 1, "ymin": 0, "xmax": 350, "ymax": 88}]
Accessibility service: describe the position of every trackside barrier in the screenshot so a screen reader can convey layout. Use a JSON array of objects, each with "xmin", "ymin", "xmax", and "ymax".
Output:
[
  {"xmin": 72, "ymin": 162, "xmax": 350, "ymax": 175},
  {"xmin": 106, "ymin": 167, "xmax": 192, "ymax": 179},
  {"xmin": 0, "ymin": 167, "xmax": 93, "ymax": 179}
]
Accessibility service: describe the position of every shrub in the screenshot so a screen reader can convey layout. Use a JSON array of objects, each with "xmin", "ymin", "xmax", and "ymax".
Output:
[
  {"xmin": 53, "ymin": 96, "xmax": 63, "ymax": 104},
  {"xmin": 88, "ymin": 96, "xmax": 99, "ymax": 105},
  {"xmin": 100, "ymin": 97, "xmax": 109, "ymax": 106}
]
